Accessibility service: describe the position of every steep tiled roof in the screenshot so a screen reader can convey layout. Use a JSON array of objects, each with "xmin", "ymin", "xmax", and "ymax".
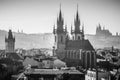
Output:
[
  {"xmin": 66, "ymin": 39, "xmax": 94, "ymax": 50},
  {"xmin": 6, "ymin": 52, "xmax": 24, "ymax": 60}
]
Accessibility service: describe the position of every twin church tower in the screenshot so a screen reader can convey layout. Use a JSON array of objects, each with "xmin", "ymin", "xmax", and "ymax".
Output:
[
  {"xmin": 53, "ymin": 5, "xmax": 95, "ymax": 68},
  {"xmin": 53, "ymin": 5, "xmax": 85, "ymax": 50}
]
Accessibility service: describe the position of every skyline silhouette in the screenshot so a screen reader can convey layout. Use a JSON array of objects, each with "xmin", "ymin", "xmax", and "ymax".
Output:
[{"xmin": 0, "ymin": 0, "xmax": 120, "ymax": 35}]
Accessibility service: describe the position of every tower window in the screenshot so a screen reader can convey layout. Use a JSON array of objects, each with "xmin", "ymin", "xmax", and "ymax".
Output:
[{"xmin": 78, "ymin": 36, "xmax": 80, "ymax": 40}]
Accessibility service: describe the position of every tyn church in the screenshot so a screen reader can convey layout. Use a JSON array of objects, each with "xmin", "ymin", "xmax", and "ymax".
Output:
[{"xmin": 53, "ymin": 6, "xmax": 96, "ymax": 69}]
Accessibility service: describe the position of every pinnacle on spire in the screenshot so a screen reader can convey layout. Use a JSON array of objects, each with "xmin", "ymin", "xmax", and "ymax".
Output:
[
  {"xmin": 74, "ymin": 4, "xmax": 81, "ymax": 33},
  {"xmin": 74, "ymin": 4, "xmax": 80, "ymax": 24},
  {"xmin": 59, "ymin": 3, "xmax": 62, "ymax": 21},
  {"xmin": 56, "ymin": 3, "xmax": 64, "ymax": 34},
  {"xmin": 76, "ymin": 4, "xmax": 79, "ymax": 21},
  {"xmin": 8, "ymin": 29, "xmax": 13, "ymax": 39}
]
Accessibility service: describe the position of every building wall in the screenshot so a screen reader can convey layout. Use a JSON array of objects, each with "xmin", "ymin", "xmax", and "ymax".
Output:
[{"xmin": 55, "ymin": 49, "xmax": 96, "ymax": 68}]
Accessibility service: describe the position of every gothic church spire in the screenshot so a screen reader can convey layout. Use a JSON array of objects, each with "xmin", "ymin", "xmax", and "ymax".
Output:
[
  {"xmin": 57, "ymin": 4, "xmax": 64, "ymax": 34},
  {"xmin": 74, "ymin": 4, "xmax": 81, "ymax": 34}
]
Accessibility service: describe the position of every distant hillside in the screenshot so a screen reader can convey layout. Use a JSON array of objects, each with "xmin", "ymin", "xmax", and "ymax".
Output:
[
  {"xmin": 0, "ymin": 30, "xmax": 54, "ymax": 49},
  {"xmin": 0, "ymin": 29, "xmax": 120, "ymax": 49},
  {"xmin": 85, "ymin": 35, "xmax": 120, "ymax": 49}
]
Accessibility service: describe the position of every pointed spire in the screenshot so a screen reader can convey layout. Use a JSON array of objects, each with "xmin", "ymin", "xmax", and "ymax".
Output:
[
  {"xmin": 59, "ymin": 3, "xmax": 62, "ymax": 21},
  {"xmin": 56, "ymin": 3, "xmax": 64, "ymax": 33},
  {"xmin": 76, "ymin": 4, "xmax": 79, "ymax": 21},
  {"xmin": 57, "ymin": 3, "xmax": 64, "ymax": 25},
  {"xmin": 74, "ymin": 4, "xmax": 80, "ymax": 33},
  {"xmin": 8, "ymin": 29, "xmax": 13, "ymax": 39}
]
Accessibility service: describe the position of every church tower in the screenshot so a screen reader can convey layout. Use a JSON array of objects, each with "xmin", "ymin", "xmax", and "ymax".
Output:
[
  {"xmin": 5, "ymin": 29, "xmax": 15, "ymax": 53},
  {"xmin": 53, "ymin": 5, "xmax": 67, "ymax": 51},
  {"xmin": 71, "ymin": 5, "xmax": 84, "ymax": 40}
]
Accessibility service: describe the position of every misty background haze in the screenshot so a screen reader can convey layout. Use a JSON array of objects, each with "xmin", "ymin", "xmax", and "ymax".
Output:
[{"xmin": 0, "ymin": 0, "xmax": 120, "ymax": 35}]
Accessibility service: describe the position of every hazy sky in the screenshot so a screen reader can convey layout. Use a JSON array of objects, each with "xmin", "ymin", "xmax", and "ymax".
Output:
[{"xmin": 0, "ymin": 0, "xmax": 120, "ymax": 34}]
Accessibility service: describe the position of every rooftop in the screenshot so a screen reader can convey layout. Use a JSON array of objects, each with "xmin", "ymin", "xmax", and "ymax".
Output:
[{"xmin": 66, "ymin": 40, "xmax": 94, "ymax": 50}]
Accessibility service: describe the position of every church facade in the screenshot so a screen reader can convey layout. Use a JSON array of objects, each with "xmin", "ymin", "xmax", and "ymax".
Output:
[{"xmin": 53, "ymin": 7, "xmax": 96, "ymax": 69}]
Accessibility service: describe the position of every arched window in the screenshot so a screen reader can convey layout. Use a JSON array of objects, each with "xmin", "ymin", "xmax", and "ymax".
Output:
[{"xmin": 78, "ymin": 36, "xmax": 80, "ymax": 40}]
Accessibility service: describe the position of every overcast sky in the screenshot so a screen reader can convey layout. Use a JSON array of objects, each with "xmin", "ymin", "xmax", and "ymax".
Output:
[{"xmin": 0, "ymin": 0, "xmax": 120, "ymax": 34}]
